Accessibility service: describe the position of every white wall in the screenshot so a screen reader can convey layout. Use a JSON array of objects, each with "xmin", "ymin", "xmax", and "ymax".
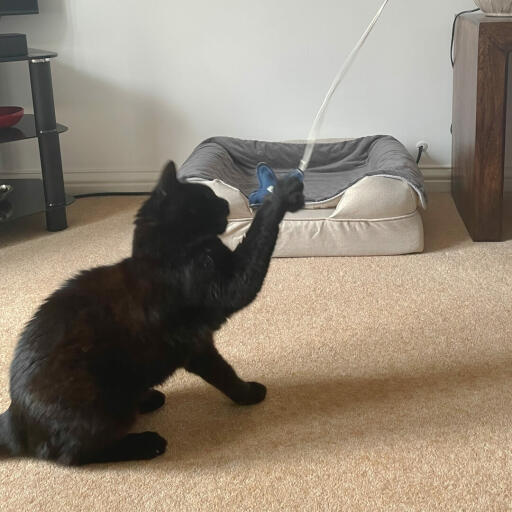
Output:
[{"xmin": 0, "ymin": 0, "xmax": 479, "ymax": 192}]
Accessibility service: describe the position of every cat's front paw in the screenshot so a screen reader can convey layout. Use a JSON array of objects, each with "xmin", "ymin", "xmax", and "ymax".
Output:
[
  {"xmin": 273, "ymin": 175, "xmax": 305, "ymax": 213},
  {"xmin": 139, "ymin": 389, "xmax": 166, "ymax": 414},
  {"xmin": 131, "ymin": 432, "xmax": 168, "ymax": 460},
  {"xmin": 235, "ymin": 382, "xmax": 267, "ymax": 406}
]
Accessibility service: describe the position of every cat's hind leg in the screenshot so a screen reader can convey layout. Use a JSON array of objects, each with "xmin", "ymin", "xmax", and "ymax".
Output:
[
  {"xmin": 51, "ymin": 419, "xmax": 167, "ymax": 465},
  {"xmin": 24, "ymin": 394, "xmax": 167, "ymax": 466},
  {"xmin": 89, "ymin": 432, "xmax": 167, "ymax": 464},
  {"xmin": 185, "ymin": 342, "xmax": 266, "ymax": 406}
]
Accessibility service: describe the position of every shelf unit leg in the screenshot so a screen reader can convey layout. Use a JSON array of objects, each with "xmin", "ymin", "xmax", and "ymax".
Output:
[{"xmin": 29, "ymin": 58, "xmax": 67, "ymax": 232}]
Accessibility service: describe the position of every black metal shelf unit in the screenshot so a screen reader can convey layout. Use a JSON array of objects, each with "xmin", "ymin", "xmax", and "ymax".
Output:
[{"xmin": 0, "ymin": 48, "xmax": 69, "ymax": 231}]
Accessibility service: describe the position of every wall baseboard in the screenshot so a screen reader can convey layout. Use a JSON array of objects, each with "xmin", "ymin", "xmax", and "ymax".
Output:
[
  {"xmin": 420, "ymin": 166, "xmax": 512, "ymax": 193},
  {"xmin": 1, "ymin": 166, "xmax": 510, "ymax": 195},
  {"xmin": 419, "ymin": 167, "xmax": 450, "ymax": 193},
  {"xmin": 0, "ymin": 169, "xmax": 160, "ymax": 195}
]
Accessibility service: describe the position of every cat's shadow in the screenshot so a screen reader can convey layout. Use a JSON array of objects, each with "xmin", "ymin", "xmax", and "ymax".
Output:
[{"xmin": 86, "ymin": 357, "xmax": 512, "ymax": 472}]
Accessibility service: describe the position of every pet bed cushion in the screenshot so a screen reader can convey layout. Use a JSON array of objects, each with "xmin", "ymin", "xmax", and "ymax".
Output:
[{"xmin": 180, "ymin": 136, "xmax": 426, "ymax": 257}]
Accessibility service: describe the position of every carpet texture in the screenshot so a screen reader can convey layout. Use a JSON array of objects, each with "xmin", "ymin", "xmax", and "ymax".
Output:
[{"xmin": 0, "ymin": 193, "xmax": 511, "ymax": 511}]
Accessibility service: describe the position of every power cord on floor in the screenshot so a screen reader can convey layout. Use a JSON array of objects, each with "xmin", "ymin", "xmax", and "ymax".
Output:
[
  {"xmin": 73, "ymin": 191, "xmax": 150, "ymax": 199},
  {"xmin": 76, "ymin": 145, "xmax": 427, "ymax": 196}
]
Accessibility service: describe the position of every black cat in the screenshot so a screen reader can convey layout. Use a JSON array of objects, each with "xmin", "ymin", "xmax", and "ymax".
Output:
[{"xmin": 0, "ymin": 162, "xmax": 304, "ymax": 465}]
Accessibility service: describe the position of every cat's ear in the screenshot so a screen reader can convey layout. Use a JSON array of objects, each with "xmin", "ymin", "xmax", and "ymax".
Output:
[{"xmin": 156, "ymin": 161, "xmax": 178, "ymax": 196}]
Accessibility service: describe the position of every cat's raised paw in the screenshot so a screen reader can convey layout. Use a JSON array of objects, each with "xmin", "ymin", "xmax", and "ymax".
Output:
[
  {"xmin": 235, "ymin": 382, "xmax": 267, "ymax": 406},
  {"xmin": 273, "ymin": 176, "xmax": 305, "ymax": 213}
]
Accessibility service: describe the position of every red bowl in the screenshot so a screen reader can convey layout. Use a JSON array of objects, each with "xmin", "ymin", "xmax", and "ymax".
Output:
[{"xmin": 0, "ymin": 106, "xmax": 24, "ymax": 129}]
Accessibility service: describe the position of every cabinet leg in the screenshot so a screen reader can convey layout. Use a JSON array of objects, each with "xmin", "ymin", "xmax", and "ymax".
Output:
[{"xmin": 29, "ymin": 58, "xmax": 67, "ymax": 232}]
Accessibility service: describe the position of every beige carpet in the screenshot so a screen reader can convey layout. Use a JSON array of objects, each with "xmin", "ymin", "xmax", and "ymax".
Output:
[{"xmin": 1, "ymin": 193, "xmax": 512, "ymax": 511}]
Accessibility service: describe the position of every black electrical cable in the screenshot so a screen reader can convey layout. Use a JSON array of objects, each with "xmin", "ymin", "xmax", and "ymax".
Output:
[
  {"xmin": 74, "ymin": 191, "xmax": 150, "ymax": 199},
  {"xmin": 450, "ymin": 7, "xmax": 480, "ymax": 135},
  {"xmin": 416, "ymin": 145, "xmax": 424, "ymax": 165},
  {"xmin": 451, "ymin": 7, "xmax": 480, "ymax": 67}
]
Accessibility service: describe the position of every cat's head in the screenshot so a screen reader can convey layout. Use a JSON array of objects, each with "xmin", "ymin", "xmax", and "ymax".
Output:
[{"xmin": 135, "ymin": 161, "xmax": 230, "ymax": 247}]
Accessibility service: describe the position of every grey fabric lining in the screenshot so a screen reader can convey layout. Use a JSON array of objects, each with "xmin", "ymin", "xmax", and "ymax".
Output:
[{"xmin": 179, "ymin": 135, "xmax": 427, "ymax": 208}]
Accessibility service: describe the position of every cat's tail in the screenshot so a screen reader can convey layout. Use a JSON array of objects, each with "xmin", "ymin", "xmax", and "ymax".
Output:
[{"xmin": 0, "ymin": 409, "xmax": 14, "ymax": 456}]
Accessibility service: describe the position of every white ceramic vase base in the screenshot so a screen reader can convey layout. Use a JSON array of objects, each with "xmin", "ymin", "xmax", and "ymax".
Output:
[{"xmin": 475, "ymin": 0, "xmax": 512, "ymax": 15}]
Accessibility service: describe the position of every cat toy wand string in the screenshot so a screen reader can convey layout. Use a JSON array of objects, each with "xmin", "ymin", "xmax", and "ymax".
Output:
[
  {"xmin": 298, "ymin": 0, "xmax": 390, "ymax": 173},
  {"xmin": 249, "ymin": 0, "xmax": 391, "ymax": 207}
]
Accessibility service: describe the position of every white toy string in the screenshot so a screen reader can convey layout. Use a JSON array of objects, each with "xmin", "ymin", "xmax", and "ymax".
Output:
[{"xmin": 298, "ymin": 0, "xmax": 390, "ymax": 172}]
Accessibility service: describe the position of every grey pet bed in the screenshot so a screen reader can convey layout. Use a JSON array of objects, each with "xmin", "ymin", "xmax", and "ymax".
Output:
[{"xmin": 180, "ymin": 135, "xmax": 426, "ymax": 257}]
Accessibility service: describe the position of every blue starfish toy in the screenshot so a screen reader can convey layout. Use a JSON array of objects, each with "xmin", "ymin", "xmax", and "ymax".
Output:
[{"xmin": 249, "ymin": 163, "xmax": 304, "ymax": 207}]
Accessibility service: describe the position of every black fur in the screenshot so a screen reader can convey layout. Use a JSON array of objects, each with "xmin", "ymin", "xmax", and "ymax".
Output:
[{"xmin": 0, "ymin": 162, "xmax": 304, "ymax": 465}]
